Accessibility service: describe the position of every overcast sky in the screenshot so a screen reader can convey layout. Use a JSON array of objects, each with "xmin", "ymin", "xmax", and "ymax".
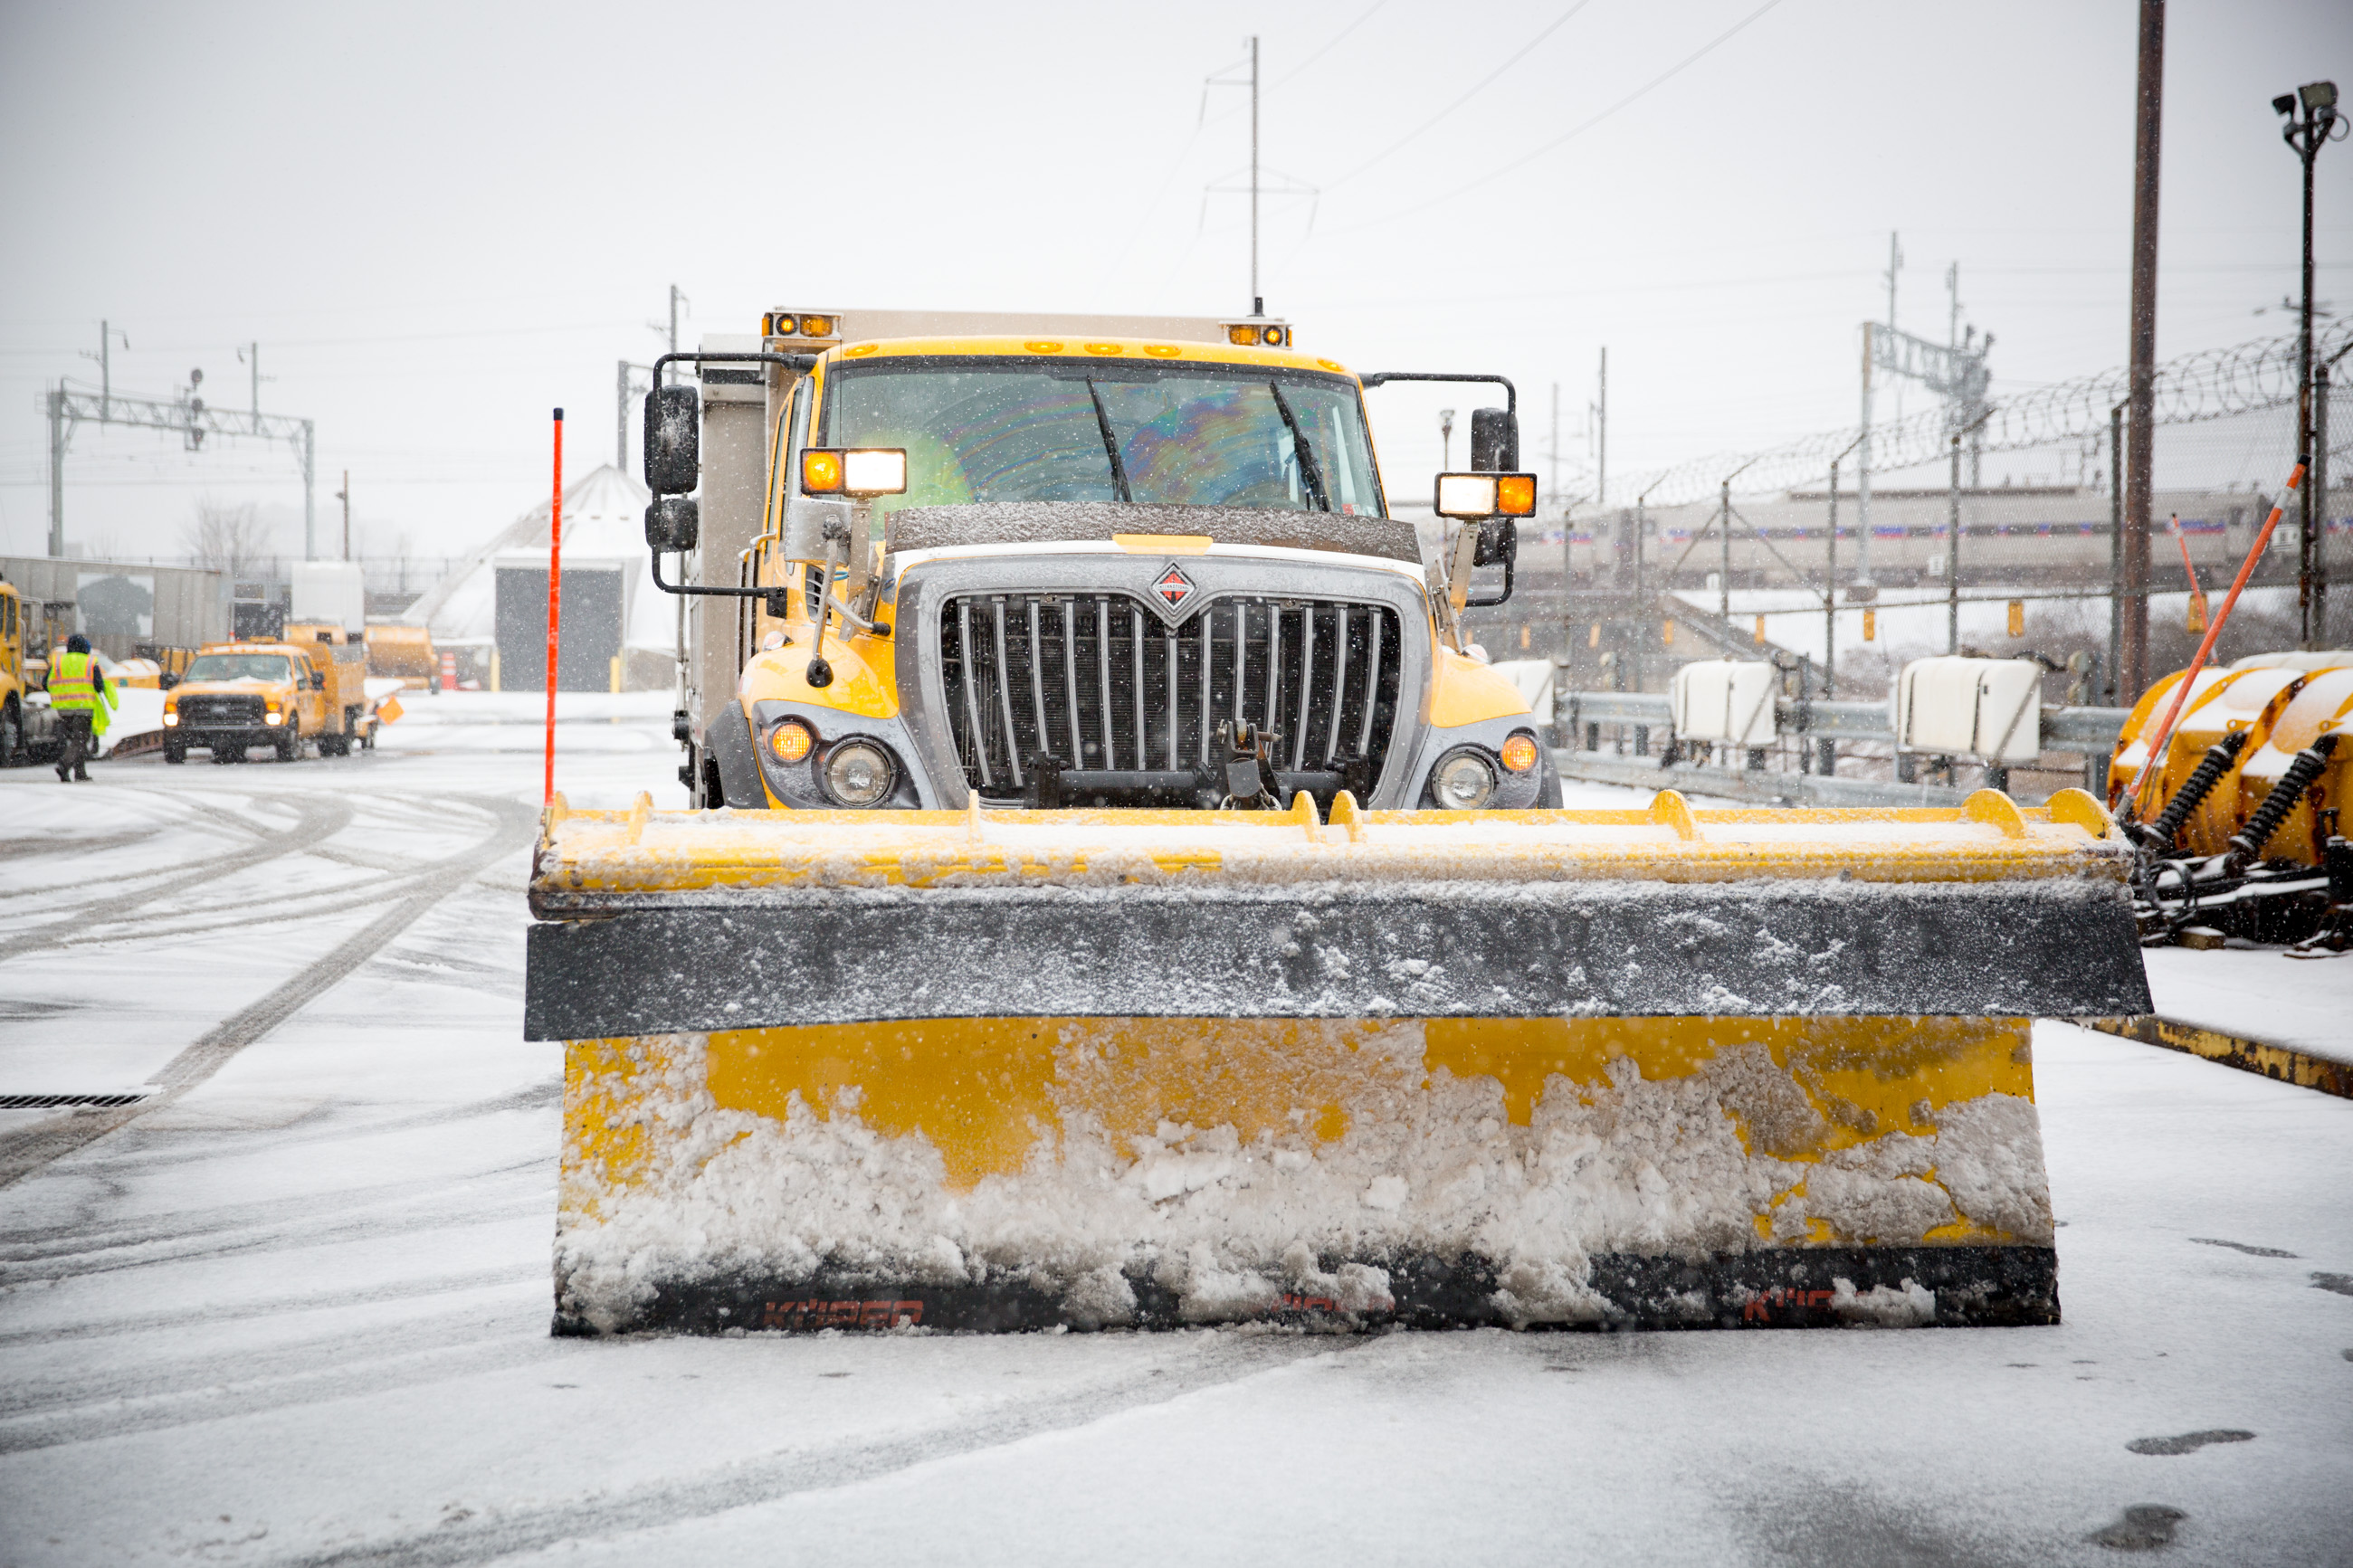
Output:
[{"xmin": 3, "ymin": 0, "xmax": 2348, "ymax": 562}]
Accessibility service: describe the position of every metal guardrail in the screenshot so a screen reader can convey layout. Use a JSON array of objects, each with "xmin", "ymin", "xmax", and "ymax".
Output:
[
  {"xmin": 1550, "ymin": 749, "xmax": 1983, "ymax": 808},
  {"xmin": 1557, "ymin": 690, "xmax": 2131, "ymax": 753}
]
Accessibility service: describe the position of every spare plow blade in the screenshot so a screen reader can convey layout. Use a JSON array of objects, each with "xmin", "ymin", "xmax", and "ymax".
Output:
[{"xmin": 529, "ymin": 788, "xmax": 2148, "ymax": 1336}]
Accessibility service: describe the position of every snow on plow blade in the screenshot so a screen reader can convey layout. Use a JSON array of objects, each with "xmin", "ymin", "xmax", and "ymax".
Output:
[{"xmin": 529, "ymin": 788, "xmax": 2148, "ymax": 1336}]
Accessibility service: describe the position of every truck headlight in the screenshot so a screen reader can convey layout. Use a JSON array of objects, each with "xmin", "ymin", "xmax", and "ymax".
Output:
[
  {"xmin": 264, "ymin": 711, "xmax": 284, "ymax": 727},
  {"xmin": 1431, "ymin": 750, "xmax": 1497, "ymax": 810},
  {"xmin": 822, "ymin": 739, "xmax": 896, "ymax": 807},
  {"xmin": 163, "ymin": 711, "xmax": 179, "ymax": 727}
]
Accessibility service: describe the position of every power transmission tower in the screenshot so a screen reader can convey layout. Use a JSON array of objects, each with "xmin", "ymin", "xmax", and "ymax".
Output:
[{"xmin": 1204, "ymin": 38, "xmax": 1314, "ymax": 314}]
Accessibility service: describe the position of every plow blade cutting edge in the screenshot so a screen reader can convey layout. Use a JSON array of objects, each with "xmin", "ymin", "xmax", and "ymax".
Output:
[{"xmin": 527, "ymin": 788, "xmax": 2148, "ymax": 1335}]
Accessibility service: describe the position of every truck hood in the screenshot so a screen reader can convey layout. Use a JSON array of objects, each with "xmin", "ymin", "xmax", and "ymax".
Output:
[{"xmin": 881, "ymin": 502, "xmax": 1420, "ymax": 564}]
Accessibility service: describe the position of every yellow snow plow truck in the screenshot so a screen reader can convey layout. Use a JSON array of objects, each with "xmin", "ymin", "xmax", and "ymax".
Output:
[{"xmin": 527, "ymin": 308, "xmax": 2149, "ymax": 1336}]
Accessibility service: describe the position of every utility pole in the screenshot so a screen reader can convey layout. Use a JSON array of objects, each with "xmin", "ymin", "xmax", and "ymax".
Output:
[
  {"xmin": 654, "ymin": 286, "xmax": 691, "ymax": 385},
  {"xmin": 1948, "ymin": 430, "xmax": 1965, "ymax": 652},
  {"xmin": 2276, "ymin": 80, "xmax": 2340, "ymax": 647},
  {"xmin": 1548, "ymin": 381, "xmax": 1560, "ymax": 506},
  {"xmin": 616, "ymin": 360, "xmax": 653, "ymax": 470},
  {"xmin": 2121, "ymin": 0, "xmax": 2165, "ymax": 699},
  {"xmin": 1825, "ymin": 432, "xmax": 1864, "ymax": 713},
  {"xmin": 2317, "ymin": 356, "xmax": 2333, "ymax": 642},
  {"xmin": 81, "ymin": 321, "xmax": 129, "ymax": 421},
  {"xmin": 1856, "ymin": 323, "xmax": 1874, "ymax": 593},
  {"xmin": 1595, "ymin": 348, "xmax": 1608, "ymax": 510},
  {"xmin": 2108, "ymin": 400, "xmax": 2127, "ymax": 702},
  {"xmin": 47, "ymin": 387, "xmax": 65, "ymax": 557},
  {"xmin": 243, "ymin": 342, "xmax": 262, "ymax": 419},
  {"xmin": 337, "ymin": 470, "xmax": 352, "ymax": 561}
]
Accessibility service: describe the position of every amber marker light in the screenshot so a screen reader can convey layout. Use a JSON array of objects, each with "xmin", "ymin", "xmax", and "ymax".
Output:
[
  {"xmin": 768, "ymin": 718, "xmax": 814, "ymax": 765},
  {"xmin": 799, "ymin": 316, "xmax": 834, "ymax": 337},
  {"xmin": 1495, "ymin": 474, "xmax": 1537, "ymax": 516},
  {"xmin": 1228, "ymin": 325, "xmax": 1258, "ymax": 347},
  {"xmin": 1500, "ymin": 734, "xmax": 1540, "ymax": 774},
  {"xmin": 801, "ymin": 450, "xmax": 845, "ymax": 493}
]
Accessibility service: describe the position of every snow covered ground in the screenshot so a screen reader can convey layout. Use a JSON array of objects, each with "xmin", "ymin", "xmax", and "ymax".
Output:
[{"xmin": 2, "ymin": 694, "xmax": 2348, "ymax": 1566}]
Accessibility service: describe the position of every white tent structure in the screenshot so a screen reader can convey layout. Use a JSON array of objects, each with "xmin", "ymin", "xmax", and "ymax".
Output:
[{"xmin": 404, "ymin": 464, "xmax": 678, "ymax": 691}]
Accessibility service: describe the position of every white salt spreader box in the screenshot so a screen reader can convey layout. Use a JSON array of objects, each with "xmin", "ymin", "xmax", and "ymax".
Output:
[
  {"xmin": 1671, "ymin": 659, "xmax": 1777, "ymax": 748},
  {"xmin": 290, "ymin": 561, "xmax": 366, "ymax": 634},
  {"xmin": 1897, "ymin": 657, "xmax": 2044, "ymax": 765}
]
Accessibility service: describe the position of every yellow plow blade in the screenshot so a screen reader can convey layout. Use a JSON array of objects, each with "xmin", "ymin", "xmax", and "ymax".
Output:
[{"xmin": 528, "ymin": 789, "xmax": 2147, "ymax": 1335}]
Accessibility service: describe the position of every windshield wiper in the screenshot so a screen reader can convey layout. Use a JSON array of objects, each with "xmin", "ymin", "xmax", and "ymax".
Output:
[
  {"xmin": 1084, "ymin": 381, "xmax": 1134, "ymax": 502},
  {"xmin": 1266, "ymin": 382, "xmax": 1330, "ymax": 512}
]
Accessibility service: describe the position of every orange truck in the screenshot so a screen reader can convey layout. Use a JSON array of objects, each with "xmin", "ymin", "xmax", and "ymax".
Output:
[{"xmin": 162, "ymin": 629, "xmax": 378, "ymax": 762}]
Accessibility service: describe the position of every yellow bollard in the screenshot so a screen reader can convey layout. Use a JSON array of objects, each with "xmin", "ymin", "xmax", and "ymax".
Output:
[
  {"xmin": 1753, "ymin": 614, "xmax": 1767, "ymax": 643},
  {"xmin": 2007, "ymin": 600, "xmax": 2025, "ymax": 638},
  {"xmin": 1862, "ymin": 609, "xmax": 1877, "ymax": 643},
  {"xmin": 610, "ymin": 654, "xmax": 623, "ymax": 693}
]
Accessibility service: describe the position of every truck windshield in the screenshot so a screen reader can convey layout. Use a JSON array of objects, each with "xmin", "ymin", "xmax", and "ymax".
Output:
[
  {"xmin": 822, "ymin": 359, "xmax": 1385, "ymax": 522},
  {"xmin": 183, "ymin": 653, "xmax": 292, "ymax": 682}
]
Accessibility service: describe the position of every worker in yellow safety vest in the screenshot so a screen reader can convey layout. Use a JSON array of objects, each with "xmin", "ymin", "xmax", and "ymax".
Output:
[{"xmin": 44, "ymin": 633, "xmax": 114, "ymax": 783}]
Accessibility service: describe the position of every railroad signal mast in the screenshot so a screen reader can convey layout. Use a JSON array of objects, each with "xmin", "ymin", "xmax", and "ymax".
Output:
[{"xmin": 47, "ymin": 323, "xmax": 318, "ymax": 560}]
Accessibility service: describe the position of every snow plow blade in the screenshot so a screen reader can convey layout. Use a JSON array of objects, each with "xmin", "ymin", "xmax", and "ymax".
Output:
[{"xmin": 528, "ymin": 788, "xmax": 2148, "ymax": 1336}]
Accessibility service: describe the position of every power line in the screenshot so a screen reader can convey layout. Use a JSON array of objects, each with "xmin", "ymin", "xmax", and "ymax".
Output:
[
  {"xmin": 1330, "ymin": 0, "xmax": 1789, "ymax": 233},
  {"xmin": 1326, "ymin": 1, "xmax": 1596, "ymax": 189}
]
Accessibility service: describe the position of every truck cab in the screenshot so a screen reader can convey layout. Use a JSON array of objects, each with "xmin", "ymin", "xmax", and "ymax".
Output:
[
  {"xmin": 162, "ymin": 638, "xmax": 346, "ymax": 762},
  {"xmin": 656, "ymin": 311, "xmax": 1550, "ymax": 816}
]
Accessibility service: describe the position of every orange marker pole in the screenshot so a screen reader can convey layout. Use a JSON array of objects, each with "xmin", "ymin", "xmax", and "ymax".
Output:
[
  {"xmin": 2168, "ymin": 511, "xmax": 2203, "ymax": 599},
  {"xmin": 544, "ymin": 407, "xmax": 564, "ymax": 805},
  {"xmin": 2125, "ymin": 458, "xmax": 2305, "ymax": 819}
]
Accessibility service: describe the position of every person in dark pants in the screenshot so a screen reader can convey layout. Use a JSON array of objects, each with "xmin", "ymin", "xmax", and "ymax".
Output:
[{"xmin": 45, "ymin": 633, "xmax": 112, "ymax": 783}]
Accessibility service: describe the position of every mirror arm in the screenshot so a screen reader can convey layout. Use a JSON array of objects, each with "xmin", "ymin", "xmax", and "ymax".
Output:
[
  {"xmin": 649, "ymin": 349, "xmax": 819, "ymax": 383},
  {"xmin": 651, "ymin": 550, "xmax": 794, "ymax": 620},
  {"xmin": 1358, "ymin": 371, "xmax": 1517, "ymax": 415},
  {"xmin": 1463, "ymin": 549, "xmax": 1516, "ymax": 609}
]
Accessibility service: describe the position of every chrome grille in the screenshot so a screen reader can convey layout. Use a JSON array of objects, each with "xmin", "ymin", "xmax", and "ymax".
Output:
[
  {"xmin": 939, "ymin": 593, "xmax": 1401, "ymax": 799},
  {"xmin": 177, "ymin": 695, "xmax": 263, "ymax": 727}
]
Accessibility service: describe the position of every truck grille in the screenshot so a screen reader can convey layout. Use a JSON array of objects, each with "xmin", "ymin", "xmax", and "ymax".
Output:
[
  {"xmin": 177, "ymin": 695, "xmax": 263, "ymax": 727},
  {"xmin": 939, "ymin": 593, "xmax": 1402, "ymax": 800}
]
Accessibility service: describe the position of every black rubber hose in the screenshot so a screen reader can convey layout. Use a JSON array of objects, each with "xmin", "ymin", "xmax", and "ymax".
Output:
[
  {"xmin": 2226, "ymin": 732, "xmax": 2341, "ymax": 866},
  {"xmin": 2139, "ymin": 729, "xmax": 2250, "ymax": 851}
]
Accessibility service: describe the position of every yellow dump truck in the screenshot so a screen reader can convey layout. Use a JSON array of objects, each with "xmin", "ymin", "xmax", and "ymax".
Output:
[
  {"xmin": 162, "ymin": 631, "xmax": 373, "ymax": 762},
  {"xmin": 525, "ymin": 308, "xmax": 2150, "ymax": 1336},
  {"xmin": 0, "ymin": 576, "xmax": 62, "ymax": 765}
]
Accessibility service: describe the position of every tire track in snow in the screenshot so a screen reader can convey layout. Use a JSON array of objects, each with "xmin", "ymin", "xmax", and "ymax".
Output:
[
  {"xmin": 0, "ymin": 794, "xmax": 357, "ymax": 959},
  {"xmin": 0, "ymin": 794, "xmax": 540, "ymax": 1189},
  {"xmin": 284, "ymin": 1335, "xmax": 1362, "ymax": 1568}
]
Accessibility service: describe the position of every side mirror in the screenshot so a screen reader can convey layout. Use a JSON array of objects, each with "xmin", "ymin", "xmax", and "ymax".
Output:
[
  {"xmin": 1470, "ymin": 406, "xmax": 1519, "ymax": 471},
  {"xmin": 310, "ymin": 670, "xmax": 326, "ymax": 690},
  {"xmin": 643, "ymin": 384, "xmax": 701, "ymax": 494},
  {"xmin": 159, "ymin": 672, "xmax": 178, "ymax": 690},
  {"xmin": 1472, "ymin": 517, "xmax": 1518, "ymax": 568},
  {"xmin": 645, "ymin": 496, "xmax": 700, "ymax": 552}
]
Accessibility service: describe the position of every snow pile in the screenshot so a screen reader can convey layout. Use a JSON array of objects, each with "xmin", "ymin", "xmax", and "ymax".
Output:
[{"xmin": 555, "ymin": 1023, "xmax": 2053, "ymax": 1333}]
